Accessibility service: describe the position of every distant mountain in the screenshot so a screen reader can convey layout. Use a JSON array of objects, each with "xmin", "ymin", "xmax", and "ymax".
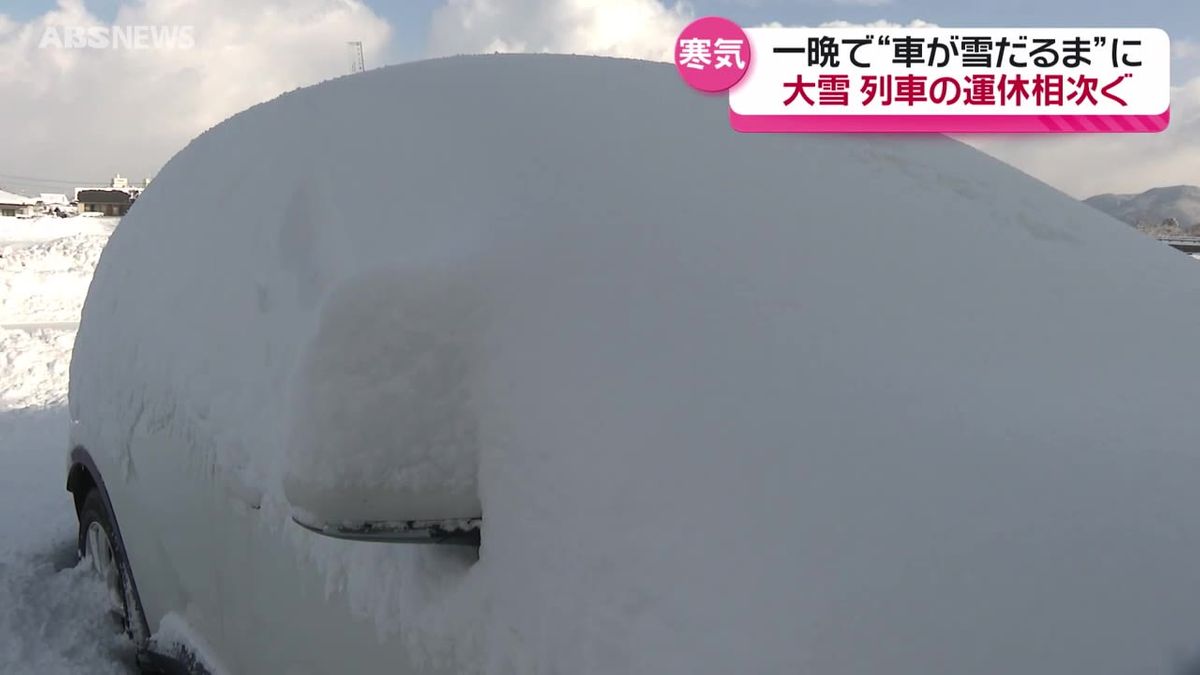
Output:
[{"xmin": 1084, "ymin": 185, "xmax": 1200, "ymax": 237}]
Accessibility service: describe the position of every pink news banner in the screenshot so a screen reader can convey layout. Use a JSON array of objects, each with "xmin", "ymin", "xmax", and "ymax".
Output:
[{"xmin": 674, "ymin": 17, "xmax": 1171, "ymax": 133}]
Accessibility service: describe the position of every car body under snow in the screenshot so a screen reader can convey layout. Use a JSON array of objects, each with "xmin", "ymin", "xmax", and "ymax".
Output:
[{"xmin": 67, "ymin": 55, "xmax": 1200, "ymax": 674}]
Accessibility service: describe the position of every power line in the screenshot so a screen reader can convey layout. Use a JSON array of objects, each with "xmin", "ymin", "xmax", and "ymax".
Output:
[{"xmin": 0, "ymin": 172, "xmax": 110, "ymax": 187}]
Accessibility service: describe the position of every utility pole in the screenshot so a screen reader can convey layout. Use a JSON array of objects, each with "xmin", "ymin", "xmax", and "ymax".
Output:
[{"xmin": 348, "ymin": 41, "xmax": 365, "ymax": 74}]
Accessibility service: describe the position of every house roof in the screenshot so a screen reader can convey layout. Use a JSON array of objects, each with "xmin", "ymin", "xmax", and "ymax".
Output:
[
  {"xmin": 0, "ymin": 188, "xmax": 36, "ymax": 206},
  {"xmin": 76, "ymin": 189, "xmax": 133, "ymax": 205}
]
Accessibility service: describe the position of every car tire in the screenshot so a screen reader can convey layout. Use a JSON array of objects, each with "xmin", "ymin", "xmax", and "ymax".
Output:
[{"xmin": 77, "ymin": 489, "xmax": 132, "ymax": 633}]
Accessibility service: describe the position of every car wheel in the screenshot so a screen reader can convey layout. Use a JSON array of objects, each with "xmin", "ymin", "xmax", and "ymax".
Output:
[{"xmin": 78, "ymin": 489, "xmax": 131, "ymax": 631}]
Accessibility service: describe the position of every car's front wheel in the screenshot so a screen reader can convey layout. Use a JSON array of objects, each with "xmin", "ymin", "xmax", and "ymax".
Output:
[{"xmin": 77, "ymin": 489, "xmax": 131, "ymax": 630}]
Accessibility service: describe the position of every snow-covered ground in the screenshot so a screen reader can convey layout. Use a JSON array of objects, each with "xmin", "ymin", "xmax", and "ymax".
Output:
[
  {"xmin": 0, "ymin": 215, "xmax": 135, "ymax": 673},
  {"xmin": 1, "ymin": 216, "xmax": 114, "ymax": 408}
]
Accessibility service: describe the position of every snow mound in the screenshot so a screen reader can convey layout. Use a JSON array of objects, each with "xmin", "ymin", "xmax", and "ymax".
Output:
[
  {"xmin": 1, "ymin": 231, "xmax": 113, "ymax": 325},
  {"xmin": 284, "ymin": 268, "xmax": 483, "ymax": 522},
  {"xmin": 0, "ymin": 328, "xmax": 76, "ymax": 410},
  {"xmin": 0, "ymin": 224, "xmax": 113, "ymax": 409},
  {"xmin": 0, "ymin": 216, "xmax": 200, "ymax": 670},
  {"xmin": 0, "ymin": 215, "xmax": 117, "ymax": 245},
  {"xmin": 71, "ymin": 55, "xmax": 1200, "ymax": 674},
  {"xmin": 0, "ymin": 216, "xmax": 129, "ymax": 671},
  {"xmin": 0, "ymin": 408, "xmax": 137, "ymax": 674}
]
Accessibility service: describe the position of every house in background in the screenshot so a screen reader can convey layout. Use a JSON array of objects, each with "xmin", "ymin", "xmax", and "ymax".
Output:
[
  {"xmin": 0, "ymin": 188, "xmax": 36, "ymax": 217},
  {"xmin": 37, "ymin": 193, "xmax": 72, "ymax": 217},
  {"xmin": 74, "ymin": 174, "xmax": 147, "ymax": 217},
  {"xmin": 76, "ymin": 188, "xmax": 134, "ymax": 216}
]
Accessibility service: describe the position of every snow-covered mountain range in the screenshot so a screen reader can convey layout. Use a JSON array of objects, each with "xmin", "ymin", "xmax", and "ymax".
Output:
[{"xmin": 1085, "ymin": 185, "xmax": 1200, "ymax": 236}]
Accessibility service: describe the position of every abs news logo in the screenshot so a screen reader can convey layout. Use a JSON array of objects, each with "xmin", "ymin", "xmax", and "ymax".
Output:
[{"xmin": 39, "ymin": 25, "xmax": 196, "ymax": 50}]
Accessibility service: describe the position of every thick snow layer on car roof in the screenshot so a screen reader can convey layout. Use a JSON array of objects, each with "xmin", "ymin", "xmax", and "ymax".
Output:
[{"xmin": 71, "ymin": 55, "xmax": 1200, "ymax": 673}]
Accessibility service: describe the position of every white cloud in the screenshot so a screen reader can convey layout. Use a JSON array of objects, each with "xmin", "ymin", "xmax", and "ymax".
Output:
[
  {"xmin": 427, "ymin": 0, "xmax": 691, "ymax": 62},
  {"xmin": 963, "ymin": 77, "xmax": 1200, "ymax": 198},
  {"xmin": 0, "ymin": 0, "xmax": 390, "ymax": 194},
  {"xmin": 1174, "ymin": 39, "xmax": 1198, "ymax": 61},
  {"xmin": 818, "ymin": 19, "xmax": 936, "ymax": 28},
  {"xmin": 755, "ymin": 19, "xmax": 936, "ymax": 29}
]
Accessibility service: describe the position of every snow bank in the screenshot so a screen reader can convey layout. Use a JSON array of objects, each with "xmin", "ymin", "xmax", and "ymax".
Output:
[
  {"xmin": 0, "ymin": 552, "xmax": 138, "ymax": 675},
  {"xmin": 1, "ymin": 219, "xmax": 115, "ymax": 325},
  {"xmin": 0, "ymin": 217, "xmax": 114, "ymax": 408},
  {"xmin": 0, "ymin": 215, "xmax": 129, "ymax": 671},
  {"xmin": 70, "ymin": 55, "xmax": 1200, "ymax": 674},
  {"xmin": 149, "ymin": 613, "xmax": 230, "ymax": 675},
  {"xmin": 0, "ymin": 328, "xmax": 76, "ymax": 409},
  {"xmin": 0, "ymin": 215, "xmax": 116, "ymax": 245},
  {"xmin": 0, "ymin": 408, "xmax": 136, "ymax": 674}
]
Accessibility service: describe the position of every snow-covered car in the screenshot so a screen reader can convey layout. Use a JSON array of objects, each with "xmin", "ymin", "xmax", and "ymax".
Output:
[{"xmin": 67, "ymin": 55, "xmax": 1200, "ymax": 674}]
